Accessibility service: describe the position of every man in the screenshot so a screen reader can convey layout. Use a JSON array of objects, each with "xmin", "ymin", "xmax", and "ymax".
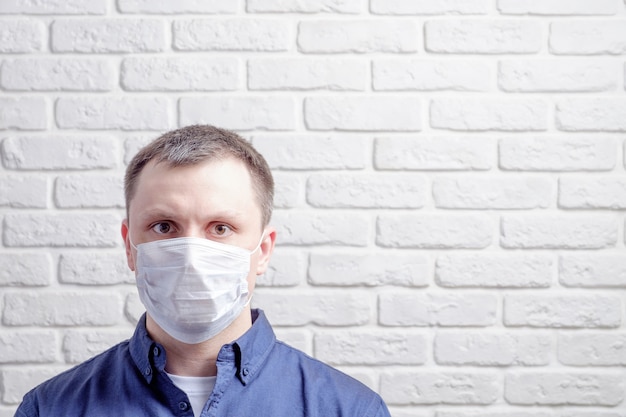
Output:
[{"xmin": 15, "ymin": 125, "xmax": 391, "ymax": 417}]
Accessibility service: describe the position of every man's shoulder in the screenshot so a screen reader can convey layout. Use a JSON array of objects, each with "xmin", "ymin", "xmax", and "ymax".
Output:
[
  {"xmin": 253, "ymin": 339, "xmax": 390, "ymax": 417},
  {"xmin": 16, "ymin": 339, "xmax": 132, "ymax": 414},
  {"xmin": 47, "ymin": 338, "xmax": 131, "ymax": 383},
  {"xmin": 272, "ymin": 340, "xmax": 384, "ymax": 398}
]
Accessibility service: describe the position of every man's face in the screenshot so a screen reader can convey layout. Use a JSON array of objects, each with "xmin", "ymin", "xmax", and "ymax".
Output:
[{"xmin": 121, "ymin": 157, "xmax": 275, "ymax": 295}]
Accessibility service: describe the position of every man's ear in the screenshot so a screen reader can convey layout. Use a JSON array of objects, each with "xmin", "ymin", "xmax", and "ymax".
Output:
[
  {"xmin": 121, "ymin": 219, "xmax": 135, "ymax": 272},
  {"xmin": 256, "ymin": 227, "xmax": 276, "ymax": 276}
]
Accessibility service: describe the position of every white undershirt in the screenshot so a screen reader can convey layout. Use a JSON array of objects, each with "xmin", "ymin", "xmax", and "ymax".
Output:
[{"xmin": 166, "ymin": 373, "xmax": 216, "ymax": 417}]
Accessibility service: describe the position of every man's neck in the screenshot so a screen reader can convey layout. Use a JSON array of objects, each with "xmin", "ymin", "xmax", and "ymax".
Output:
[{"xmin": 145, "ymin": 309, "xmax": 253, "ymax": 377}]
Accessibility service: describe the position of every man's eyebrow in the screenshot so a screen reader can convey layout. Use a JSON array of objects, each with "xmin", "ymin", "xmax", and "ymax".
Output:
[
  {"xmin": 136, "ymin": 208, "xmax": 246, "ymax": 222},
  {"xmin": 207, "ymin": 210, "xmax": 246, "ymax": 222},
  {"xmin": 136, "ymin": 208, "xmax": 177, "ymax": 221}
]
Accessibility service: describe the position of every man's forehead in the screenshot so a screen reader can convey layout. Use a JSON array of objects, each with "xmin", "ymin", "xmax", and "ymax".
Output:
[{"xmin": 128, "ymin": 156, "xmax": 261, "ymax": 222}]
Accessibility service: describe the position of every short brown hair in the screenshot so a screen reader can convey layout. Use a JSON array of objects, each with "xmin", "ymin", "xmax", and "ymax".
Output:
[{"xmin": 124, "ymin": 125, "xmax": 274, "ymax": 226}]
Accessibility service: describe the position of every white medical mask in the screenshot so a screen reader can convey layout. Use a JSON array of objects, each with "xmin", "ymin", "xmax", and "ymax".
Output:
[{"xmin": 131, "ymin": 235, "xmax": 263, "ymax": 344}]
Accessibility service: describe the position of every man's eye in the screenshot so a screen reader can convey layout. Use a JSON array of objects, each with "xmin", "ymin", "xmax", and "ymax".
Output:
[
  {"xmin": 151, "ymin": 222, "xmax": 172, "ymax": 234},
  {"xmin": 214, "ymin": 224, "xmax": 232, "ymax": 236}
]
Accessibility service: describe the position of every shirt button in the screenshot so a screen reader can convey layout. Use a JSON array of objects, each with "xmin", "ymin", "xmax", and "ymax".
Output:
[
  {"xmin": 178, "ymin": 401, "xmax": 189, "ymax": 411},
  {"xmin": 144, "ymin": 367, "xmax": 152, "ymax": 376},
  {"xmin": 242, "ymin": 367, "xmax": 250, "ymax": 376},
  {"xmin": 153, "ymin": 347, "xmax": 160, "ymax": 356}
]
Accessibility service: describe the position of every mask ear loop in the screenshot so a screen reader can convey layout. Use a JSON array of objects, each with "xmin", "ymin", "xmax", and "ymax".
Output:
[
  {"xmin": 244, "ymin": 294, "xmax": 253, "ymax": 307},
  {"xmin": 245, "ymin": 231, "xmax": 267, "ymax": 308},
  {"xmin": 250, "ymin": 231, "xmax": 266, "ymax": 254},
  {"xmin": 128, "ymin": 233, "xmax": 138, "ymax": 251}
]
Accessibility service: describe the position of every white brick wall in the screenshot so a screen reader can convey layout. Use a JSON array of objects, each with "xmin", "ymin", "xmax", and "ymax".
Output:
[{"xmin": 0, "ymin": 2, "xmax": 625, "ymax": 417}]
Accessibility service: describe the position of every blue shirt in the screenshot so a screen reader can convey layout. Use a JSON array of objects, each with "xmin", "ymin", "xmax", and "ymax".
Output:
[{"xmin": 15, "ymin": 309, "xmax": 391, "ymax": 417}]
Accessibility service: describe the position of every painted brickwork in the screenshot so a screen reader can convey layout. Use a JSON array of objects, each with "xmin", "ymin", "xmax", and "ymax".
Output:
[{"xmin": 1, "ymin": 1, "xmax": 625, "ymax": 416}]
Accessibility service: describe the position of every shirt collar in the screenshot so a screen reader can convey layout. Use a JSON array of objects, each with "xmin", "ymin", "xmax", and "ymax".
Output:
[
  {"xmin": 129, "ymin": 313, "xmax": 161, "ymax": 384},
  {"xmin": 230, "ymin": 309, "xmax": 276, "ymax": 385},
  {"xmin": 129, "ymin": 309, "xmax": 276, "ymax": 386}
]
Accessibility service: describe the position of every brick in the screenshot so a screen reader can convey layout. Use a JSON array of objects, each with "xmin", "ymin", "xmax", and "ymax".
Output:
[
  {"xmin": 505, "ymin": 372, "xmax": 624, "ymax": 405},
  {"xmin": 0, "ymin": 331, "xmax": 57, "ymax": 364},
  {"xmin": 56, "ymin": 97, "xmax": 172, "ymax": 130},
  {"xmin": 118, "ymin": 0, "xmax": 237, "ymax": 13},
  {"xmin": 0, "ymin": 176, "xmax": 47, "ymax": 208},
  {"xmin": 0, "ymin": 0, "xmax": 106, "ymax": 14},
  {"xmin": 435, "ymin": 332, "xmax": 551, "ymax": 366},
  {"xmin": 173, "ymin": 19, "xmax": 290, "ymax": 51},
  {"xmin": 425, "ymin": 20, "xmax": 541, "ymax": 54},
  {"xmin": 500, "ymin": 215, "xmax": 617, "ymax": 249},
  {"xmin": 51, "ymin": 19, "xmax": 165, "ymax": 53},
  {"xmin": 59, "ymin": 253, "xmax": 134, "ymax": 285},
  {"xmin": 272, "ymin": 173, "xmax": 304, "ymax": 208},
  {"xmin": 371, "ymin": 0, "xmax": 489, "ymax": 15},
  {"xmin": 3, "ymin": 291, "xmax": 123, "ymax": 326},
  {"xmin": 123, "ymin": 135, "xmax": 153, "ymax": 165},
  {"xmin": 391, "ymin": 410, "xmax": 429, "ymax": 417},
  {"xmin": 499, "ymin": 137, "xmax": 617, "ymax": 171},
  {"xmin": 550, "ymin": 21, "xmax": 626, "ymax": 54},
  {"xmin": 1, "ymin": 407, "xmax": 18, "ymax": 417},
  {"xmin": 272, "ymin": 211, "xmax": 369, "ymax": 246},
  {"xmin": 2, "ymin": 136, "xmax": 117, "ymax": 170},
  {"xmin": 298, "ymin": 20, "xmax": 419, "ymax": 53},
  {"xmin": 247, "ymin": 0, "xmax": 361, "ymax": 13},
  {"xmin": 55, "ymin": 174, "xmax": 124, "ymax": 208},
  {"xmin": 557, "ymin": 99, "xmax": 626, "ymax": 132},
  {"xmin": 558, "ymin": 332, "xmax": 626, "ymax": 366},
  {"xmin": 0, "ymin": 20, "xmax": 44, "ymax": 53},
  {"xmin": 0, "ymin": 97, "xmax": 47, "ymax": 130},
  {"xmin": 555, "ymin": 413, "xmax": 626, "ymax": 417},
  {"xmin": 305, "ymin": 96, "xmax": 421, "ymax": 131},
  {"xmin": 121, "ymin": 57, "xmax": 238, "ymax": 91},
  {"xmin": 309, "ymin": 252, "xmax": 428, "ymax": 287},
  {"xmin": 1, "ymin": 58, "xmax": 115, "ymax": 92},
  {"xmin": 307, "ymin": 173, "xmax": 426, "ymax": 208},
  {"xmin": 435, "ymin": 412, "xmax": 553, "ymax": 417},
  {"xmin": 379, "ymin": 292, "xmax": 497, "ymax": 327},
  {"xmin": 63, "ymin": 329, "xmax": 133, "ymax": 363},
  {"xmin": 431, "ymin": 99, "xmax": 548, "ymax": 131},
  {"xmin": 376, "ymin": 214, "xmax": 492, "ymax": 249},
  {"xmin": 252, "ymin": 135, "xmax": 367, "ymax": 170},
  {"xmin": 314, "ymin": 330, "xmax": 426, "ymax": 365},
  {"xmin": 373, "ymin": 59, "xmax": 490, "ymax": 91},
  {"xmin": 1, "ymin": 407, "xmax": 22, "ymax": 417},
  {"xmin": 374, "ymin": 136, "xmax": 493, "ymax": 171},
  {"xmin": 256, "ymin": 248, "xmax": 305, "ymax": 287},
  {"xmin": 433, "ymin": 177, "xmax": 552, "ymax": 209},
  {"xmin": 273, "ymin": 329, "xmax": 310, "ymax": 354},
  {"xmin": 252, "ymin": 290, "xmax": 370, "ymax": 326},
  {"xmin": 179, "ymin": 97, "xmax": 295, "ymax": 131},
  {"xmin": 248, "ymin": 58, "xmax": 367, "ymax": 91},
  {"xmin": 0, "ymin": 253, "xmax": 52, "ymax": 287},
  {"xmin": 559, "ymin": 177, "xmax": 626, "ymax": 209},
  {"xmin": 381, "ymin": 371, "xmax": 499, "ymax": 405},
  {"xmin": 436, "ymin": 254, "xmax": 553, "ymax": 288},
  {"xmin": 504, "ymin": 294, "xmax": 621, "ymax": 328},
  {"xmin": 559, "ymin": 254, "xmax": 626, "ymax": 287},
  {"xmin": 447, "ymin": 414, "xmax": 624, "ymax": 417},
  {"xmin": 1, "ymin": 368, "xmax": 68, "ymax": 404},
  {"xmin": 3, "ymin": 213, "xmax": 120, "ymax": 248},
  {"xmin": 124, "ymin": 293, "xmax": 144, "ymax": 325},
  {"xmin": 499, "ymin": 60, "xmax": 617, "ymax": 92},
  {"xmin": 499, "ymin": 0, "xmax": 618, "ymax": 15}
]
